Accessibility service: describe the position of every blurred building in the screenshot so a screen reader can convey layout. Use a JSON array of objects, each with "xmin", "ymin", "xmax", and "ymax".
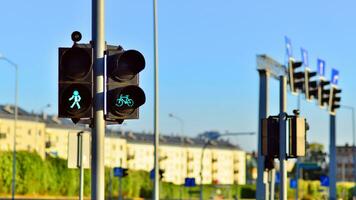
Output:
[
  {"xmin": 336, "ymin": 144, "xmax": 356, "ymax": 182},
  {"xmin": 0, "ymin": 105, "xmax": 46, "ymax": 158},
  {"xmin": 0, "ymin": 104, "xmax": 247, "ymax": 185}
]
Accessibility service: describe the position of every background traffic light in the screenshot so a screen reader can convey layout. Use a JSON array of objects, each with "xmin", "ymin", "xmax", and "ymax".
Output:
[
  {"xmin": 105, "ymin": 46, "xmax": 146, "ymax": 122},
  {"xmin": 318, "ymin": 79, "xmax": 330, "ymax": 108},
  {"xmin": 328, "ymin": 86, "xmax": 341, "ymax": 115},
  {"xmin": 304, "ymin": 69, "xmax": 318, "ymax": 101},
  {"xmin": 261, "ymin": 116, "xmax": 279, "ymax": 158},
  {"xmin": 58, "ymin": 42, "xmax": 93, "ymax": 121},
  {"xmin": 288, "ymin": 59, "xmax": 304, "ymax": 95}
]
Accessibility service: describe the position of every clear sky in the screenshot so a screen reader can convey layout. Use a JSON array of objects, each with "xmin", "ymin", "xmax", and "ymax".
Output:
[{"xmin": 0, "ymin": 0, "xmax": 355, "ymax": 152}]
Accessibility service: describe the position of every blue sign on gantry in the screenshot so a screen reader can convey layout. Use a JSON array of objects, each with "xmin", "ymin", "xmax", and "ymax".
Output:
[{"xmin": 317, "ymin": 59, "xmax": 326, "ymax": 78}]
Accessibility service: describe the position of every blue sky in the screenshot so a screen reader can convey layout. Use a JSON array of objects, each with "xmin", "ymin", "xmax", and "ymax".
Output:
[{"xmin": 0, "ymin": 0, "xmax": 355, "ymax": 152}]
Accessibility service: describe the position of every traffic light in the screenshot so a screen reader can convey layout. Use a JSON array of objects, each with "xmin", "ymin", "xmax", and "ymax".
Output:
[
  {"xmin": 304, "ymin": 68, "xmax": 318, "ymax": 101},
  {"xmin": 122, "ymin": 168, "xmax": 129, "ymax": 177},
  {"xmin": 328, "ymin": 86, "xmax": 341, "ymax": 115},
  {"xmin": 289, "ymin": 115, "xmax": 307, "ymax": 157},
  {"xmin": 288, "ymin": 59, "xmax": 304, "ymax": 95},
  {"xmin": 58, "ymin": 32, "xmax": 93, "ymax": 121},
  {"xmin": 105, "ymin": 46, "xmax": 146, "ymax": 122},
  {"xmin": 261, "ymin": 116, "xmax": 279, "ymax": 158},
  {"xmin": 159, "ymin": 169, "xmax": 165, "ymax": 181},
  {"xmin": 318, "ymin": 79, "xmax": 330, "ymax": 108}
]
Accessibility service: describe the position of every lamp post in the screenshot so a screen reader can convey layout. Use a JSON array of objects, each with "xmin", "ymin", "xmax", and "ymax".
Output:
[
  {"xmin": 341, "ymin": 105, "xmax": 356, "ymax": 198},
  {"xmin": 199, "ymin": 131, "xmax": 255, "ymax": 200},
  {"xmin": 0, "ymin": 54, "xmax": 19, "ymax": 200},
  {"xmin": 168, "ymin": 113, "xmax": 185, "ymax": 200}
]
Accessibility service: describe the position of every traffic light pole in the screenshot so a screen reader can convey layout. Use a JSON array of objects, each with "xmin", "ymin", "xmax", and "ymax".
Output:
[
  {"xmin": 118, "ymin": 176, "xmax": 122, "ymax": 200},
  {"xmin": 153, "ymin": 0, "xmax": 160, "ymax": 199},
  {"xmin": 279, "ymin": 75, "xmax": 287, "ymax": 200},
  {"xmin": 329, "ymin": 115, "xmax": 337, "ymax": 200},
  {"xmin": 92, "ymin": 0, "xmax": 106, "ymax": 199},
  {"xmin": 257, "ymin": 70, "xmax": 269, "ymax": 199}
]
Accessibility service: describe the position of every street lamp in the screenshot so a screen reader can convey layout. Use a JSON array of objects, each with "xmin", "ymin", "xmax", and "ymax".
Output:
[
  {"xmin": 199, "ymin": 131, "xmax": 255, "ymax": 200},
  {"xmin": 0, "ymin": 54, "xmax": 19, "ymax": 200},
  {"xmin": 168, "ymin": 113, "xmax": 185, "ymax": 200},
  {"xmin": 168, "ymin": 113, "xmax": 184, "ymax": 137},
  {"xmin": 341, "ymin": 105, "xmax": 356, "ymax": 197}
]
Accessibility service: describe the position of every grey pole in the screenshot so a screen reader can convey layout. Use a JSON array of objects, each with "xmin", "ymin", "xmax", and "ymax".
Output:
[
  {"xmin": 269, "ymin": 168, "xmax": 275, "ymax": 200},
  {"xmin": 78, "ymin": 131, "xmax": 84, "ymax": 200},
  {"xmin": 91, "ymin": 0, "xmax": 106, "ymax": 199},
  {"xmin": 200, "ymin": 142, "xmax": 209, "ymax": 200},
  {"xmin": 118, "ymin": 176, "xmax": 122, "ymax": 200},
  {"xmin": 168, "ymin": 113, "xmax": 184, "ymax": 200},
  {"xmin": 153, "ymin": 0, "xmax": 160, "ymax": 199},
  {"xmin": 0, "ymin": 56, "xmax": 18, "ymax": 200},
  {"xmin": 295, "ymin": 95, "xmax": 301, "ymax": 200},
  {"xmin": 279, "ymin": 75, "xmax": 287, "ymax": 200},
  {"xmin": 257, "ymin": 70, "xmax": 269, "ymax": 200},
  {"xmin": 329, "ymin": 115, "xmax": 337, "ymax": 200}
]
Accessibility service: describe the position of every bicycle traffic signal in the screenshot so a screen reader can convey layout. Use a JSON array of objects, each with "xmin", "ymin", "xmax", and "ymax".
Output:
[
  {"xmin": 288, "ymin": 59, "xmax": 304, "ymax": 95},
  {"xmin": 105, "ymin": 46, "xmax": 146, "ymax": 122},
  {"xmin": 328, "ymin": 86, "xmax": 341, "ymax": 115},
  {"xmin": 304, "ymin": 69, "xmax": 318, "ymax": 101},
  {"xmin": 58, "ymin": 32, "xmax": 93, "ymax": 121},
  {"xmin": 318, "ymin": 79, "xmax": 330, "ymax": 108}
]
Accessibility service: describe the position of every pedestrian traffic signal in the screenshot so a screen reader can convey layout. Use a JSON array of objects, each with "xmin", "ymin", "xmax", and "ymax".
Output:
[
  {"xmin": 318, "ymin": 79, "xmax": 330, "ymax": 108},
  {"xmin": 58, "ymin": 33, "xmax": 93, "ymax": 121},
  {"xmin": 328, "ymin": 86, "xmax": 341, "ymax": 115},
  {"xmin": 105, "ymin": 46, "xmax": 146, "ymax": 122},
  {"xmin": 288, "ymin": 59, "xmax": 304, "ymax": 95},
  {"xmin": 304, "ymin": 69, "xmax": 318, "ymax": 101}
]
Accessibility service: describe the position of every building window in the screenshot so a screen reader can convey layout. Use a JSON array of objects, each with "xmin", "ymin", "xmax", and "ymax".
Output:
[
  {"xmin": 0, "ymin": 133, "xmax": 6, "ymax": 139},
  {"xmin": 28, "ymin": 130, "xmax": 31, "ymax": 136},
  {"xmin": 38, "ymin": 131, "xmax": 41, "ymax": 136}
]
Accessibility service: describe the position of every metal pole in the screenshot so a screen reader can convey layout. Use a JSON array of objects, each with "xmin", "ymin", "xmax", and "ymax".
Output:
[
  {"xmin": 12, "ymin": 66, "xmax": 18, "ymax": 200},
  {"xmin": 78, "ymin": 132, "xmax": 84, "ymax": 200},
  {"xmin": 92, "ymin": 0, "xmax": 106, "ymax": 199},
  {"xmin": 295, "ymin": 95, "xmax": 301, "ymax": 200},
  {"xmin": 269, "ymin": 168, "xmax": 275, "ymax": 200},
  {"xmin": 153, "ymin": 0, "xmax": 160, "ymax": 199},
  {"xmin": 279, "ymin": 75, "xmax": 287, "ymax": 200},
  {"xmin": 0, "ymin": 56, "xmax": 18, "ymax": 200},
  {"xmin": 118, "ymin": 176, "xmax": 122, "ymax": 200},
  {"xmin": 200, "ymin": 142, "xmax": 209, "ymax": 200},
  {"xmin": 352, "ymin": 108, "xmax": 356, "ymax": 199},
  {"xmin": 257, "ymin": 70, "xmax": 269, "ymax": 200},
  {"xmin": 329, "ymin": 115, "xmax": 337, "ymax": 200}
]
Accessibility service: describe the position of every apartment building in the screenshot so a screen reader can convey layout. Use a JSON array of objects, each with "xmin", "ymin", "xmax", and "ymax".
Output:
[
  {"xmin": 0, "ymin": 104, "xmax": 247, "ymax": 185},
  {"xmin": 336, "ymin": 144, "xmax": 356, "ymax": 182}
]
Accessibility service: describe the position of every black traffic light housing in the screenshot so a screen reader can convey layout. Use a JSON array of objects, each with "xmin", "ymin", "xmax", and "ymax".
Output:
[
  {"xmin": 304, "ymin": 68, "xmax": 318, "ymax": 101},
  {"xmin": 105, "ymin": 46, "xmax": 146, "ymax": 122},
  {"xmin": 288, "ymin": 59, "xmax": 304, "ymax": 95},
  {"xmin": 159, "ymin": 169, "xmax": 165, "ymax": 180},
  {"xmin": 58, "ymin": 32, "xmax": 93, "ymax": 122},
  {"xmin": 328, "ymin": 86, "xmax": 341, "ymax": 115},
  {"xmin": 318, "ymin": 79, "xmax": 330, "ymax": 108},
  {"xmin": 122, "ymin": 168, "xmax": 129, "ymax": 177},
  {"xmin": 261, "ymin": 116, "xmax": 279, "ymax": 158}
]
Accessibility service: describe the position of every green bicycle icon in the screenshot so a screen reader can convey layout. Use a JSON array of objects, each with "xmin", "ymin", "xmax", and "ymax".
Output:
[{"xmin": 116, "ymin": 94, "xmax": 134, "ymax": 107}]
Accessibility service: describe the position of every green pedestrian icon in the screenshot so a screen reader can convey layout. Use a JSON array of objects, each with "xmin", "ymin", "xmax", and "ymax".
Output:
[{"xmin": 69, "ymin": 90, "xmax": 81, "ymax": 109}]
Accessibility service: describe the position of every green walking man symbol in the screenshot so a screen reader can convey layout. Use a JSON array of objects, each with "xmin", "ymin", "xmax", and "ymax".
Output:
[{"xmin": 69, "ymin": 90, "xmax": 81, "ymax": 109}]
